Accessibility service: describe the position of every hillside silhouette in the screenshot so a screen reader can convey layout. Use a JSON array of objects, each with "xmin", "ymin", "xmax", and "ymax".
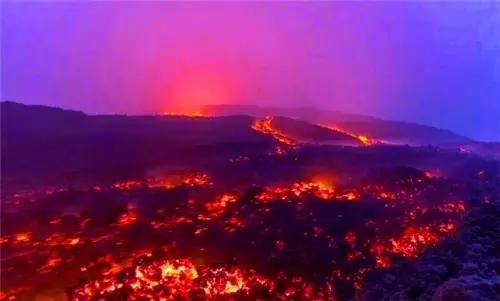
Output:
[{"xmin": 202, "ymin": 104, "xmax": 472, "ymax": 145}]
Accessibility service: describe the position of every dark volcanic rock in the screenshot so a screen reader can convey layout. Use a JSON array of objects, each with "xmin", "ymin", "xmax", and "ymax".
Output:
[
  {"xmin": 431, "ymin": 281, "xmax": 473, "ymax": 301},
  {"xmin": 359, "ymin": 200, "xmax": 500, "ymax": 301}
]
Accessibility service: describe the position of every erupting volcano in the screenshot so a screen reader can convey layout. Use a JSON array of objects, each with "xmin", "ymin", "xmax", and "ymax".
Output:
[{"xmin": 2, "ymin": 2, "xmax": 500, "ymax": 299}]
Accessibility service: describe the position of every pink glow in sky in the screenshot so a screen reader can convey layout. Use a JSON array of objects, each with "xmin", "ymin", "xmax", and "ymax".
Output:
[{"xmin": 2, "ymin": 1, "xmax": 499, "ymax": 140}]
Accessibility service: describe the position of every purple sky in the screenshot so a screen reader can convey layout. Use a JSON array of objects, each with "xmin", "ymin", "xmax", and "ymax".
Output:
[{"xmin": 2, "ymin": 2, "xmax": 499, "ymax": 141}]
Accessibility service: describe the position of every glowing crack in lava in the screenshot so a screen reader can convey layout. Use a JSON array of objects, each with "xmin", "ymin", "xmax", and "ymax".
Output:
[
  {"xmin": 67, "ymin": 257, "xmax": 271, "ymax": 300},
  {"xmin": 251, "ymin": 116, "xmax": 297, "ymax": 146},
  {"xmin": 163, "ymin": 110, "xmax": 205, "ymax": 117},
  {"xmin": 250, "ymin": 117, "xmax": 373, "ymax": 146},
  {"xmin": 318, "ymin": 124, "xmax": 373, "ymax": 145},
  {"xmin": 112, "ymin": 171, "xmax": 213, "ymax": 190},
  {"xmin": 370, "ymin": 222, "xmax": 457, "ymax": 268},
  {"xmin": 255, "ymin": 181, "xmax": 337, "ymax": 201},
  {"xmin": 1, "ymin": 164, "xmax": 492, "ymax": 300},
  {"xmin": 66, "ymin": 254, "xmax": 342, "ymax": 300}
]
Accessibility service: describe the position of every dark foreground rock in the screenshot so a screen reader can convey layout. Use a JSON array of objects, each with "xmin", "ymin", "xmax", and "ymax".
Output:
[{"xmin": 358, "ymin": 200, "xmax": 500, "ymax": 301}]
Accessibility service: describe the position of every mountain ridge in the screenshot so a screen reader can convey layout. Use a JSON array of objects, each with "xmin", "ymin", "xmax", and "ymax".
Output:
[
  {"xmin": 200, "ymin": 104, "xmax": 472, "ymax": 145},
  {"xmin": 2, "ymin": 101, "xmax": 472, "ymax": 145}
]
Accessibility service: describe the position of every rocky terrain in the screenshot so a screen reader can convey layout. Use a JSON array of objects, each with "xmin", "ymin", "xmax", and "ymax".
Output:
[
  {"xmin": 358, "ymin": 200, "xmax": 500, "ymax": 301},
  {"xmin": 1, "ymin": 102, "xmax": 499, "ymax": 301}
]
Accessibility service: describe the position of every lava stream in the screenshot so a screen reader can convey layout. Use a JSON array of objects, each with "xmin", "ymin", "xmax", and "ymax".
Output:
[
  {"xmin": 251, "ymin": 116, "xmax": 297, "ymax": 146},
  {"xmin": 317, "ymin": 124, "xmax": 373, "ymax": 145}
]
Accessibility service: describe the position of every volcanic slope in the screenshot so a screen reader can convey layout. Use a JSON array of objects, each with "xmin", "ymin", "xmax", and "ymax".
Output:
[
  {"xmin": 251, "ymin": 116, "xmax": 363, "ymax": 146},
  {"xmin": 202, "ymin": 104, "xmax": 472, "ymax": 145},
  {"xmin": 1, "ymin": 102, "xmax": 359, "ymax": 186},
  {"xmin": 2, "ymin": 162, "xmax": 498, "ymax": 300},
  {"xmin": 0, "ymin": 102, "xmax": 263, "ymax": 181},
  {"xmin": 2, "ymin": 104, "xmax": 499, "ymax": 300}
]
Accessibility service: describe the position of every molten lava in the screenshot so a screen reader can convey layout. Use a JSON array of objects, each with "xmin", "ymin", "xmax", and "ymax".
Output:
[
  {"xmin": 251, "ymin": 116, "xmax": 297, "ymax": 146},
  {"xmin": 112, "ymin": 171, "xmax": 212, "ymax": 190},
  {"xmin": 318, "ymin": 124, "xmax": 373, "ymax": 145},
  {"xmin": 67, "ymin": 256, "xmax": 270, "ymax": 300},
  {"xmin": 163, "ymin": 110, "xmax": 205, "ymax": 117},
  {"xmin": 1, "ymin": 163, "xmax": 491, "ymax": 300}
]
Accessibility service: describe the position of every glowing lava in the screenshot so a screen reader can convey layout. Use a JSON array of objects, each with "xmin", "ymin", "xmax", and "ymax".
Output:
[
  {"xmin": 1, "ymin": 165, "xmax": 488, "ymax": 300},
  {"xmin": 318, "ymin": 124, "xmax": 373, "ymax": 145},
  {"xmin": 251, "ymin": 116, "xmax": 297, "ymax": 146},
  {"xmin": 67, "ymin": 257, "xmax": 269, "ymax": 300},
  {"xmin": 164, "ymin": 110, "xmax": 205, "ymax": 117}
]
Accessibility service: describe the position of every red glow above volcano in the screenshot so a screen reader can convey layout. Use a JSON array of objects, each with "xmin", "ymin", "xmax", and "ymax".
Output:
[{"xmin": 164, "ymin": 71, "xmax": 233, "ymax": 112}]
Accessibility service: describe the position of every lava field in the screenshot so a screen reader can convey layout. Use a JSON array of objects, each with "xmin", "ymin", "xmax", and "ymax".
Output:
[
  {"xmin": 1, "ymin": 106, "xmax": 499, "ymax": 301},
  {"xmin": 1, "ymin": 145, "xmax": 498, "ymax": 301}
]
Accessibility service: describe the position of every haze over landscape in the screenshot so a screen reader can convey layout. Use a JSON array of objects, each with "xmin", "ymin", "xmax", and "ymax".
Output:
[
  {"xmin": 2, "ymin": 1, "xmax": 500, "ymax": 140},
  {"xmin": 2, "ymin": 2, "xmax": 500, "ymax": 301}
]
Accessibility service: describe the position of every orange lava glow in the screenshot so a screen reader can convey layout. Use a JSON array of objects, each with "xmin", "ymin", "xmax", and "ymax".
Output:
[
  {"xmin": 1, "ymin": 165, "xmax": 485, "ymax": 300},
  {"xmin": 357, "ymin": 135, "xmax": 370, "ymax": 144},
  {"xmin": 367, "ymin": 221, "xmax": 458, "ymax": 269},
  {"xmin": 204, "ymin": 193, "xmax": 239, "ymax": 217},
  {"xmin": 183, "ymin": 171, "xmax": 213, "ymax": 187},
  {"xmin": 67, "ymin": 254, "xmax": 338, "ymax": 301},
  {"xmin": 255, "ymin": 181, "xmax": 336, "ymax": 201},
  {"xmin": 15, "ymin": 232, "xmax": 32, "ymax": 243},
  {"xmin": 112, "ymin": 171, "xmax": 212, "ymax": 190},
  {"xmin": 251, "ymin": 116, "xmax": 297, "ymax": 146},
  {"xmin": 68, "ymin": 257, "xmax": 269, "ymax": 300},
  {"xmin": 164, "ymin": 110, "xmax": 205, "ymax": 117},
  {"xmin": 115, "ymin": 210, "xmax": 138, "ymax": 227},
  {"xmin": 318, "ymin": 124, "xmax": 373, "ymax": 145}
]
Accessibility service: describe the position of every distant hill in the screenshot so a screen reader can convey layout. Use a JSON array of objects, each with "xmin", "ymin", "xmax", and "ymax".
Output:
[
  {"xmin": 202, "ymin": 104, "xmax": 472, "ymax": 145},
  {"xmin": 0, "ymin": 101, "xmax": 479, "ymax": 187},
  {"xmin": 1, "ymin": 102, "xmax": 365, "ymax": 186},
  {"xmin": 269, "ymin": 116, "xmax": 362, "ymax": 146},
  {"xmin": 0, "ymin": 102, "xmax": 276, "ymax": 183}
]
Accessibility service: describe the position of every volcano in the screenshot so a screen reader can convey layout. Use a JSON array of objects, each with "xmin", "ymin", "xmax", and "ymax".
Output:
[{"xmin": 1, "ymin": 102, "xmax": 499, "ymax": 301}]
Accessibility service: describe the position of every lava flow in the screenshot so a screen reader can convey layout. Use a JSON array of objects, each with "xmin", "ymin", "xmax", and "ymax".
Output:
[
  {"xmin": 1, "ymin": 160, "xmax": 495, "ymax": 301},
  {"xmin": 67, "ymin": 257, "xmax": 273, "ymax": 300},
  {"xmin": 318, "ymin": 124, "xmax": 373, "ymax": 145},
  {"xmin": 250, "ymin": 116, "xmax": 374, "ymax": 146},
  {"xmin": 164, "ymin": 110, "xmax": 205, "ymax": 117},
  {"xmin": 251, "ymin": 116, "xmax": 297, "ymax": 146}
]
